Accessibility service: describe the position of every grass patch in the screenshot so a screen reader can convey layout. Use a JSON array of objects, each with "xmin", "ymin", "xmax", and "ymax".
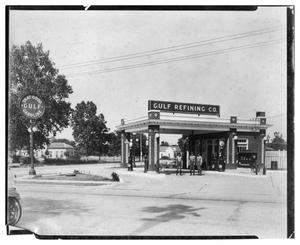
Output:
[
  {"xmin": 42, "ymin": 159, "xmax": 121, "ymax": 166},
  {"xmin": 33, "ymin": 173, "xmax": 112, "ymax": 182}
]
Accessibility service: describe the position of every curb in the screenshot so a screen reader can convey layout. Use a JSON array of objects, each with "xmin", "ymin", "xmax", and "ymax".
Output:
[
  {"xmin": 15, "ymin": 172, "xmax": 123, "ymax": 185},
  {"xmin": 116, "ymin": 170, "xmax": 166, "ymax": 178},
  {"xmin": 116, "ymin": 168, "xmax": 266, "ymax": 178},
  {"xmin": 15, "ymin": 178, "xmax": 118, "ymax": 186},
  {"xmin": 204, "ymin": 170, "xmax": 269, "ymax": 178}
]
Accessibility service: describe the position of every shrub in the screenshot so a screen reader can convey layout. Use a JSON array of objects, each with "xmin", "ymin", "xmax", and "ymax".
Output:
[
  {"xmin": 70, "ymin": 152, "xmax": 81, "ymax": 161},
  {"xmin": 12, "ymin": 155, "xmax": 20, "ymax": 163},
  {"xmin": 44, "ymin": 149, "xmax": 49, "ymax": 156},
  {"xmin": 111, "ymin": 172, "xmax": 120, "ymax": 182},
  {"xmin": 20, "ymin": 156, "xmax": 38, "ymax": 164},
  {"xmin": 44, "ymin": 158, "xmax": 98, "ymax": 165}
]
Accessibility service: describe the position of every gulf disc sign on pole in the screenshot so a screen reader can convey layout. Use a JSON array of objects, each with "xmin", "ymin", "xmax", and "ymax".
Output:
[
  {"xmin": 20, "ymin": 94, "xmax": 45, "ymax": 175},
  {"xmin": 20, "ymin": 95, "xmax": 45, "ymax": 119}
]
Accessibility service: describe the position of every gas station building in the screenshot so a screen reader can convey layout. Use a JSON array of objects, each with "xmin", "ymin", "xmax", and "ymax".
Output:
[{"xmin": 116, "ymin": 100, "xmax": 270, "ymax": 172}]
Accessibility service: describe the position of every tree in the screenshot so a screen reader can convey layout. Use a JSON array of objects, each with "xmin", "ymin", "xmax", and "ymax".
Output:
[
  {"xmin": 71, "ymin": 101, "xmax": 108, "ymax": 156},
  {"xmin": 44, "ymin": 149, "xmax": 49, "ymax": 158},
  {"xmin": 106, "ymin": 132, "xmax": 121, "ymax": 156},
  {"xmin": 178, "ymin": 135, "xmax": 189, "ymax": 152},
  {"xmin": 9, "ymin": 41, "xmax": 73, "ymax": 154},
  {"xmin": 267, "ymin": 131, "xmax": 287, "ymax": 151}
]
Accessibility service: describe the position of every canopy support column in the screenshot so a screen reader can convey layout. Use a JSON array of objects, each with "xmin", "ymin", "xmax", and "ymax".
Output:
[
  {"xmin": 121, "ymin": 130, "xmax": 130, "ymax": 168},
  {"xmin": 148, "ymin": 125, "xmax": 160, "ymax": 172}
]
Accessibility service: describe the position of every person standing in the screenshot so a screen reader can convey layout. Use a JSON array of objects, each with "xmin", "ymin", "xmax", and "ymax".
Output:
[
  {"xmin": 176, "ymin": 153, "xmax": 182, "ymax": 175},
  {"xmin": 144, "ymin": 153, "xmax": 148, "ymax": 173},
  {"xmin": 128, "ymin": 151, "xmax": 133, "ymax": 171},
  {"xmin": 196, "ymin": 153, "xmax": 203, "ymax": 175},
  {"xmin": 189, "ymin": 152, "xmax": 196, "ymax": 175}
]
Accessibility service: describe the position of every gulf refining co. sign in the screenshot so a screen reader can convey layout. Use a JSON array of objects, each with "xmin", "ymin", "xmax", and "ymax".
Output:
[
  {"xmin": 148, "ymin": 100, "xmax": 220, "ymax": 116},
  {"xmin": 20, "ymin": 94, "xmax": 45, "ymax": 120}
]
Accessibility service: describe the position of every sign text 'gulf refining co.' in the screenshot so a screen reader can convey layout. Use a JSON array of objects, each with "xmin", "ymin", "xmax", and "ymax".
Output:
[
  {"xmin": 20, "ymin": 94, "xmax": 45, "ymax": 120},
  {"xmin": 148, "ymin": 100, "xmax": 220, "ymax": 116}
]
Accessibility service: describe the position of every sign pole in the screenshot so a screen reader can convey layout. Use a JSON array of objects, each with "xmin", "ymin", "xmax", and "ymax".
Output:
[
  {"xmin": 29, "ymin": 119, "xmax": 36, "ymax": 175},
  {"xmin": 20, "ymin": 94, "xmax": 45, "ymax": 175},
  {"xmin": 140, "ymin": 133, "xmax": 142, "ymax": 162}
]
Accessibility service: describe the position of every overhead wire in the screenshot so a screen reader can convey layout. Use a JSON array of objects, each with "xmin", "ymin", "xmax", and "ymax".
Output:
[
  {"xmin": 266, "ymin": 113, "xmax": 287, "ymax": 119},
  {"xmin": 65, "ymin": 38, "xmax": 284, "ymax": 77},
  {"xmin": 59, "ymin": 25, "xmax": 284, "ymax": 69}
]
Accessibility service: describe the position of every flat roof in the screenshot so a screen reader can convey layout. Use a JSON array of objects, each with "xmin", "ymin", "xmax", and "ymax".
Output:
[{"xmin": 116, "ymin": 113, "xmax": 270, "ymax": 134}]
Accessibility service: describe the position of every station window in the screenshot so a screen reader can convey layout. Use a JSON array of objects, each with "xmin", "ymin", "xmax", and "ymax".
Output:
[{"xmin": 237, "ymin": 138, "xmax": 248, "ymax": 152}]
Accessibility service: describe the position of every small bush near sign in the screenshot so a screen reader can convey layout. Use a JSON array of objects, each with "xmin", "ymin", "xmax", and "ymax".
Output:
[{"xmin": 111, "ymin": 172, "xmax": 120, "ymax": 182}]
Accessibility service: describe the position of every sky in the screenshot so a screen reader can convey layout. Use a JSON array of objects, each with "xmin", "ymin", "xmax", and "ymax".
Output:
[{"xmin": 9, "ymin": 7, "xmax": 287, "ymax": 144}]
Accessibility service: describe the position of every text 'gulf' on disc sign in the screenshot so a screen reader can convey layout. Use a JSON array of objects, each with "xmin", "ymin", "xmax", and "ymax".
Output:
[{"xmin": 20, "ymin": 94, "xmax": 45, "ymax": 120}]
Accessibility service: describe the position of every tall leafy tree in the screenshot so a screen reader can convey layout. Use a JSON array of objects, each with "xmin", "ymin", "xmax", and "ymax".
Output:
[
  {"xmin": 105, "ymin": 132, "xmax": 121, "ymax": 156},
  {"xmin": 9, "ymin": 41, "xmax": 73, "ymax": 154},
  {"xmin": 178, "ymin": 135, "xmax": 189, "ymax": 152},
  {"xmin": 267, "ymin": 132, "xmax": 287, "ymax": 151},
  {"xmin": 71, "ymin": 101, "xmax": 108, "ymax": 156}
]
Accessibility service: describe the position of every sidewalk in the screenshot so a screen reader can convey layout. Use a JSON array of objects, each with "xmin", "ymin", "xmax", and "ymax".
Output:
[{"xmin": 116, "ymin": 167, "xmax": 165, "ymax": 178}]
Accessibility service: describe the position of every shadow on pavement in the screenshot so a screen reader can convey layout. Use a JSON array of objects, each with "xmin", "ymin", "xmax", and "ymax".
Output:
[
  {"xmin": 18, "ymin": 197, "xmax": 93, "ymax": 224},
  {"xmin": 163, "ymin": 169, "xmax": 204, "ymax": 176},
  {"xmin": 133, "ymin": 204, "xmax": 205, "ymax": 234}
]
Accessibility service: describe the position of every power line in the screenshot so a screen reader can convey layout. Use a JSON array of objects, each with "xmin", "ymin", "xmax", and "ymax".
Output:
[
  {"xmin": 267, "ymin": 113, "xmax": 286, "ymax": 119},
  {"xmin": 65, "ymin": 38, "xmax": 284, "ymax": 77},
  {"xmin": 59, "ymin": 26, "xmax": 284, "ymax": 69},
  {"xmin": 66, "ymin": 39, "xmax": 283, "ymax": 76},
  {"xmin": 60, "ymin": 26, "xmax": 283, "ymax": 69}
]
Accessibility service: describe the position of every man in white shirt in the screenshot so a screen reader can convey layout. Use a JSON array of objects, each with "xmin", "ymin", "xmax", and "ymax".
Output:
[
  {"xmin": 176, "ymin": 153, "xmax": 182, "ymax": 175},
  {"xmin": 196, "ymin": 153, "xmax": 203, "ymax": 175},
  {"xmin": 190, "ymin": 152, "xmax": 196, "ymax": 175}
]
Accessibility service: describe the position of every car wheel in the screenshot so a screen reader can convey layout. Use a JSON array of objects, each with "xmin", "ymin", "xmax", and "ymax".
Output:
[{"xmin": 8, "ymin": 197, "xmax": 22, "ymax": 226}]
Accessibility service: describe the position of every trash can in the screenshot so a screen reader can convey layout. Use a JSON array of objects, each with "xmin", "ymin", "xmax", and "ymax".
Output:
[{"xmin": 271, "ymin": 161, "xmax": 278, "ymax": 170}]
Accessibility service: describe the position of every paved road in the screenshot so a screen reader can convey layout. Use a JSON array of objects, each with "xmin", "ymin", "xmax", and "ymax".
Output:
[{"xmin": 11, "ymin": 164, "xmax": 287, "ymax": 238}]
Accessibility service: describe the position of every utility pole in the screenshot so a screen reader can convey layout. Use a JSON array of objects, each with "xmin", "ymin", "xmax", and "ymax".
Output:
[
  {"xmin": 140, "ymin": 133, "xmax": 143, "ymax": 162},
  {"xmin": 99, "ymin": 131, "xmax": 102, "ymax": 161}
]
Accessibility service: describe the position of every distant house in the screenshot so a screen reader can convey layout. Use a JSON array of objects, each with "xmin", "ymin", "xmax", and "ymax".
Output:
[
  {"xmin": 159, "ymin": 145, "xmax": 180, "ymax": 159},
  {"xmin": 47, "ymin": 142, "xmax": 74, "ymax": 159}
]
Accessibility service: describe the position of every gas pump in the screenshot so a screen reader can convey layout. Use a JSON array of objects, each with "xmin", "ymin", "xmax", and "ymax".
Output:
[
  {"xmin": 144, "ymin": 139, "xmax": 149, "ymax": 172},
  {"xmin": 128, "ymin": 140, "xmax": 133, "ymax": 171},
  {"xmin": 219, "ymin": 140, "xmax": 225, "ymax": 171}
]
